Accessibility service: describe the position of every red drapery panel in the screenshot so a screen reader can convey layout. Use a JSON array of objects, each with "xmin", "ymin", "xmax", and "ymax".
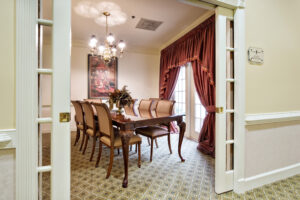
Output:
[{"xmin": 159, "ymin": 15, "xmax": 215, "ymax": 156}]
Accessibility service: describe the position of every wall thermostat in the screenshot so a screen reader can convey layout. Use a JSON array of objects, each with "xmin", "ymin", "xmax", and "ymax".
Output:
[{"xmin": 248, "ymin": 47, "xmax": 264, "ymax": 64}]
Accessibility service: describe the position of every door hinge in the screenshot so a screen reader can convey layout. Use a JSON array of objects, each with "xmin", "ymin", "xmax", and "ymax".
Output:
[{"xmin": 59, "ymin": 112, "xmax": 70, "ymax": 122}]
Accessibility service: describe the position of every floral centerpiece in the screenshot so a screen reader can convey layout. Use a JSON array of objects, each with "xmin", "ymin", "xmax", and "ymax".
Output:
[{"xmin": 108, "ymin": 86, "xmax": 132, "ymax": 114}]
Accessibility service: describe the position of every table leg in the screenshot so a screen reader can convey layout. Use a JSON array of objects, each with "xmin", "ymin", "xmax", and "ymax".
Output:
[
  {"xmin": 178, "ymin": 121, "xmax": 186, "ymax": 162},
  {"xmin": 120, "ymin": 131, "xmax": 132, "ymax": 188}
]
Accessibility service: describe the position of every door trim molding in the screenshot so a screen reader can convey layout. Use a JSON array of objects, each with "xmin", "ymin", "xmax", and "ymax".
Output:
[
  {"xmin": 16, "ymin": 0, "xmax": 39, "ymax": 199},
  {"xmin": 245, "ymin": 111, "xmax": 300, "ymax": 125}
]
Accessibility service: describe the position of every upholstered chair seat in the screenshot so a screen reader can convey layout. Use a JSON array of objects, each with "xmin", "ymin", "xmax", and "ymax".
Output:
[
  {"xmin": 134, "ymin": 126, "xmax": 168, "ymax": 138},
  {"xmin": 100, "ymin": 135, "xmax": 141, "ymax": 147}
]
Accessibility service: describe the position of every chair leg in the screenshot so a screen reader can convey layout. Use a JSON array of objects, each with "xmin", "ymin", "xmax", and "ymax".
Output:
[
  {"xmin": 95, "ymin": 140, "xmax": 102, "ymax": 168},
  {"xmin": 82, "ymin": 135, "xmax": 89, "ymax": 155},
  {"xmin": 74, "ymin": 128, "xmax": 80, "ymax": 146},
  {"xmin": 117, "ymin": 148, "xmax": 120, "ymax": 155},
  {"xmin": 106, "ymin": 147, "xmax": 114, "ymax": 179},
  {"xmin": 168, "ymin": 134, "xmax": 172, "ymax": 154},
  {"xmin": 89, "ymin": 136, "xmax": 97, "ymax": 161},
  {"xmin": 155, "ymin": 138, "xmax": 159, "ymax": 148},
  {"xmin": 147, "ymin": 138, "xmax": 150, "ymax": 146},
  {"xmin": 150, "ymin": 138, "xmax": 154, "ymax": 162},
  {"xmin": 79, "ymin": 131, "xmax": 85, "ymax": 151},
  {"xmin": 138, "ymin": 142, "xmax": 141, "ymax": 168},
  {"xmin": 135, "ymin": 143, "xmax": 138, "ymax": 153}
]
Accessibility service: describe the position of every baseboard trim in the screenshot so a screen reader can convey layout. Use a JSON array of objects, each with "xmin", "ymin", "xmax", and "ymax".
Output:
[
  {"xmin": 238, "ymin": 163, "xmax": 300, "ymax": 192},
  {"xmin": 245, "ymin": 111, "xmax": 300, "ymax": 125},
  {"xmin": 0, "ymin": 129, "xmax": 17, "ymax": 149}
]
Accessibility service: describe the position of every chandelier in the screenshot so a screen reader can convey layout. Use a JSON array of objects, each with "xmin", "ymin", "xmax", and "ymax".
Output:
[{"xmin": 89, "ymin": 12, "xmax": 126, "ymax": 63}]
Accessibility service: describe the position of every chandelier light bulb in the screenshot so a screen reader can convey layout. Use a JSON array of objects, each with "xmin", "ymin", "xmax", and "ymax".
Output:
[
  {"xmin": 111, "ymin": 46, "xmax": 117, "ymax": 56},
  {"xmin": 118, "ymin": 40, "xmax": 126, "ymax": 50},
  {"xmin": 98, "ymin": 45, "xmax": 105, "ymax": 55},
  {"xmin": 89, "ymin": 35, "xmax": 98, "ymax": 48},
  {"xmin": 106, "ymin": 33, "xmax": 115, "ymax": 44}
]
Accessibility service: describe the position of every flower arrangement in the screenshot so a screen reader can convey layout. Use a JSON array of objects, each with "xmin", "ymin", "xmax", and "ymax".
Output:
[{"xmin": 108, "ymin": 86, "xmax": 132, "ymax": 113}]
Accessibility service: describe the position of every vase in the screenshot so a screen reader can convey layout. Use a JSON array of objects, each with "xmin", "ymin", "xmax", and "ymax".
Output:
[{"xmin": 116, "ymin": 100, "xmax": 123, "ymax": 115}]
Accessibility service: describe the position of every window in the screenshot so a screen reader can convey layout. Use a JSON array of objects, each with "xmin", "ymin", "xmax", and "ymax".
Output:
[
  {"xmin": 172, "ymin": 63, "xmax": 206, "ymax": 140},
  {"xmin": 194, "ymin": 93, "xmax": 206, "ymax": 133},
  {"xmin": 173, "ymin": 67, "xmax": 186, "ymax": 120}
]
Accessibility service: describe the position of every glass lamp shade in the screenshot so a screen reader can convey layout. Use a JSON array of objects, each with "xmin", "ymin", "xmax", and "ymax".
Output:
[
  {"xmin": 118, "ymin": 40, "xmax": 126, "ymax": 50},
  {"xmin": 89, "ymin": 35, "xmax": 98, "ymax": 48},
  {"xmin": 106, "ymin": 33, "xmax": 115, "ymax": 44}
]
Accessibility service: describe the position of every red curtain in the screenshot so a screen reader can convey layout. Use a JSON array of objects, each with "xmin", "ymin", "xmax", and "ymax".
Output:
[{"xmin": 159, "ymin": 15, "xmax": 215, "ymax": 156}]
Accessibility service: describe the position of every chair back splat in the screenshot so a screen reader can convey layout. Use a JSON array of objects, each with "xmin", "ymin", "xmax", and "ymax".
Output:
[
  {"xmin": 81, "ymin": 101, "xmax": 96, "ymax": 131},
  {"xmin": 71, "ymin": 100, "xmax": 84, "ymax": 124},
  {"xmin": 156, "ymin": 100, "xmax": 175, "ymax": 117},
  {"xmin": 124, "ymin": 99, "xmax": 138, "ymax": 116},
  {"xmin": 93, "ymin": 103, "xmax": 115, "ymax": 142},
  {"xmin": 138, "ymin": 99, "xmax": 153, "ymax": 118}
]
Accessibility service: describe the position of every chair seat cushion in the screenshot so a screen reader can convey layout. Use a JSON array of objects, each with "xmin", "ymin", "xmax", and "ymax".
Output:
[
  {"xmin": 135, "ymin": 126, "xmax": 169, "ymax": 138},
  {"xmin": 86, "ymin": 128, "xmax": 99, "ymax": 137},
  {"xmin": 77, "ymin": 124, "xmax": 84, "ymax": 130},
  {"xmin": 100, "ymin": 135, "xmax": 142, "ymax": 147}
]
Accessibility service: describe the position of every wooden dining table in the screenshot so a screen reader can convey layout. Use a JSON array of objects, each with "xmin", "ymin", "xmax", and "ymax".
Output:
[{"xmin": 108, "ymin": 111, "xmax": 186, "ymax": 188}]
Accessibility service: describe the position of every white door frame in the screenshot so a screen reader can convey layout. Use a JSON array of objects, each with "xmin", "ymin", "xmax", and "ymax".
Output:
[{"xmin": 15, "ymin": 0, "xmax": 246, "ymax": 198}]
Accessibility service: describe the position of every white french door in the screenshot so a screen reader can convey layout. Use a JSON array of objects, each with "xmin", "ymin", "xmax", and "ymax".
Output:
[
  {"xmin": 215, "ymin": 6, "xmax": 235, "ymax": 194},
  {"xmin": 173, "ymin": 64, "xmax": 206, "ymax": 140},
  {"xmin": 16, "ymin": 0, "xmax": 71, "ymax": 199}
]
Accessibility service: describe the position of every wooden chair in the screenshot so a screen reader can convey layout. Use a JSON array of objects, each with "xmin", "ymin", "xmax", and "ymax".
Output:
[
  {"xmin": 81, "ymin": 101, "xmax": 99, "ymax": 161},
  {"xmin": 71, "ymin": 101, "xmax": 86, "ymax": 150},
  {"xmin": 84, "ymin": 99, "xmax": 102, "ymax": 103},
  {"xmin": 93, "ymin": 103, "xmax": 142, "ymax": 178},
  {"xmin": 135, "ymin": 100, "xmax": 175, "ymax": 162},
  {"xmin": 138, "ymin": 99, "xmax": 159, "ymax": 148},
  {"xmin": 149, "ymin": 98, "xmax": 160, "ymax": 112},
  {"xmin": 124, "ymin": 99, "xmax": 138, "ymax": 116}
]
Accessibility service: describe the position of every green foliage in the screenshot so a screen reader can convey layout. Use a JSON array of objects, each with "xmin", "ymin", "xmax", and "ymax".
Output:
[{"xmin": 109, "ymin": 85, "xmax": 132, "ymax": 107}]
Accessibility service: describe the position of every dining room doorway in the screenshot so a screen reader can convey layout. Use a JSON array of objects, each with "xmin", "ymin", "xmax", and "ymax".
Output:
[{"xmin": 16, "ymin": 0, "xmax": 246, "ymax": 199}]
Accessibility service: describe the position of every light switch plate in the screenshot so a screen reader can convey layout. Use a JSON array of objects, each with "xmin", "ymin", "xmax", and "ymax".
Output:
[{"xmin": 248, "ymin": 47, "xmax": 264, "ymax": 64}]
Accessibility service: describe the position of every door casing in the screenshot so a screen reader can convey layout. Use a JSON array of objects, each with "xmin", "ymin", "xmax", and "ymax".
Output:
[{"xmin": 15, "ymin": 0, "xmax": 246, "ymax": 199}]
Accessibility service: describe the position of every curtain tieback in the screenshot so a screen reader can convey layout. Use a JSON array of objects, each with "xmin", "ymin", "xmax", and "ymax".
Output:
[{"xmin": 206, "ymin": 106, "xmax": 216, "ymax": 113}]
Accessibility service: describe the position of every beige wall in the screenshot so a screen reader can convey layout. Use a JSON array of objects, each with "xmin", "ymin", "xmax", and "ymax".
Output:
[
  {"xmin": 245, "ymin": 0, "xmax": 300, "ymax": 114},
  {"xmin": 244, "ymin": 0, "xmax": 300, "ymax": 184},
  {"xmin": 41, "ymin": 44, "xmax": 160, "ymax": 130},
  {"xmin": 0, "ymin": 1, "xmax": 16, "ymax": 200},
  {"xmin": 0, "ymin": 0, "xmax": 15, "ymax": 129}
]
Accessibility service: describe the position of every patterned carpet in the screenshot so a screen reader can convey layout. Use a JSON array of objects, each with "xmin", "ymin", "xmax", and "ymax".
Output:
[{"xmin": 41, "ymin": 132, "xmax": 300, "ymax": 200}]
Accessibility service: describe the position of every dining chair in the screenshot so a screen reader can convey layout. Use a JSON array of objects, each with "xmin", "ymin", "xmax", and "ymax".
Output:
[
  {"xmin": 124, "ymin": 99, "xmax": 137, "ymax": 116},
  {"xmin": 81, "ymin": 101, "xmax": 99, "ymax": 161},
  {"xmin": 84, "ymin": 98, "xmax": 102, "ymax": 103},
  {"xmin": 92, "ymin": 103, "xmax": 142, "ymax": 178},
  {"xmin": 138, "ymin": 99, "xmax": 159, "ymax": 148},
  {"xmin": 71, "ymin": 100, "xmax": 86, "ymax": 150},
  {"xmin": 135, "ymin": 100, "xmax": 175, "ymax": 162},
  {"xmin": 149, "ymin": 98, "xmax": 160, "ymax": 112}
]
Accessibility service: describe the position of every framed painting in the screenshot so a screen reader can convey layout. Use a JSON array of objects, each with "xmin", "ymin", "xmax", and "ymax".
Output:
[{"xmin": 88, "ymin": 54, "xmax": 118, "ymax": 98}]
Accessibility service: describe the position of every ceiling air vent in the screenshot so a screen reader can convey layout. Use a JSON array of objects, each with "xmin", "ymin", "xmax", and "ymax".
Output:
[{"xmin": 136, "ymin": 18, "xmax": 163, "ymax": 31}]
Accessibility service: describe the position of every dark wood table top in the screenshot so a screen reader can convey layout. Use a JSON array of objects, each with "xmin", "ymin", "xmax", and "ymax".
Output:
[{"xmin": 110, "ymin": 110, "xmax": 185, "ymax": 131}]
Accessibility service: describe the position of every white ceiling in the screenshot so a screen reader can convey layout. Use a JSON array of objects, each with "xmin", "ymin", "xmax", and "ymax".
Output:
[{"xmin": 43, "ymin": 0, "xmax": 207, "ymax": 53}]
